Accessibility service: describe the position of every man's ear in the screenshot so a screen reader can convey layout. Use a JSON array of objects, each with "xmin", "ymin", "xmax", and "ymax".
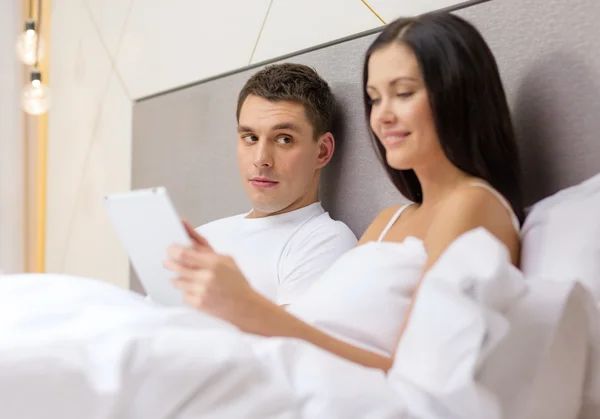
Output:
[{"xmin": 316, "ymin": 132, "xmax": 335, "ymax": 169}]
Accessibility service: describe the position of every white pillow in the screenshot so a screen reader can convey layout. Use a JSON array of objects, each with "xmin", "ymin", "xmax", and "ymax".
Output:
[{"xmin": 520, "ymin": 172, "xmax": 600, "ymax": 302}]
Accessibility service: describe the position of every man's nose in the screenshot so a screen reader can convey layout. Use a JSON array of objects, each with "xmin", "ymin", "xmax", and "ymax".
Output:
[{"xmin": 253, "ymin": 140, "xmax": 273, "ymax": 168}]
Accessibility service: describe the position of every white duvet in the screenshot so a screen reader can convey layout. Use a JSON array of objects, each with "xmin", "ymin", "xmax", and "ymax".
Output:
[{"xmin": 0, "ymin": 228, "xmax": 598, "ymax": 419}]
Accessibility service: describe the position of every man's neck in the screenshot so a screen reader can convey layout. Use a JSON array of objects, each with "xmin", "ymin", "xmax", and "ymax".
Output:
[{"xmin": 247, "ymin": 194, "xmax": 320, "ymax": 219}]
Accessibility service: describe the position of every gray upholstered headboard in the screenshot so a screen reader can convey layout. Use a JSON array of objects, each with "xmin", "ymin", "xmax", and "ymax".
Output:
[{"xmin": 132, "ymin": 0, "xmax": 600, "ymax": 260}]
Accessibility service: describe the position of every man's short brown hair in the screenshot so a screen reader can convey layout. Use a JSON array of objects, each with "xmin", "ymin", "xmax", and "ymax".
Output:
[{"xmin": 236, "ymin": 63, "xmax": 335, "ymax": 138}]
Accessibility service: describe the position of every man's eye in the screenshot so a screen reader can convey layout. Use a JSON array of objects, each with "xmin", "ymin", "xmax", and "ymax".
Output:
[
  {"xmin": 276, "ymin": 136, "xmax": 292, "ymax": 144},
  {"xmin": 242, "ymin": 135, "xmax": 258, "ymax": 143}
]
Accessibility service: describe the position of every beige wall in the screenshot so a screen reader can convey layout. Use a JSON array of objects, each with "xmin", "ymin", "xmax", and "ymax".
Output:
[{"xmin": 47, "ymin": 0, "xmax": 472, "ymax": 287}]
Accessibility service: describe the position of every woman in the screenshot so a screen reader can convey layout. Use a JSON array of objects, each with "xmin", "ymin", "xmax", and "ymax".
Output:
[{"xmin": 165, "ymin": 12, "xmax": 524, "ymax": 372}]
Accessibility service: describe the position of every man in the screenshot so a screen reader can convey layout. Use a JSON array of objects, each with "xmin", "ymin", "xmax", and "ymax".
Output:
[{"xmin": 190, "ymin": 63, "xmax": 356, "ymax": 306}]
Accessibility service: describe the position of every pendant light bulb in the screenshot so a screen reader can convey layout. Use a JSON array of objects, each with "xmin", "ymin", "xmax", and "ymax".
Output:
[
  {"xmin": 16, "ymin": 19, "xmax": 46, "ymax": 66},
  {"xmin": 22, "ymin": 69, "xmax": 50, "ymax": 115}
]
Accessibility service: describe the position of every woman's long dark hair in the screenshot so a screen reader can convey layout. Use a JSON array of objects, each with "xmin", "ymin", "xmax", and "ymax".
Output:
[{"xmin": 363, "ymin": 12, "xmax": 524, "ymax": 224}]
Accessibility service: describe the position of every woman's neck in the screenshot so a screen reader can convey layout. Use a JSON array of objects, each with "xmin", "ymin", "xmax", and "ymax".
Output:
[{"xmin": 413, "ymin": 157, "xmax": 471, "ymax": 211}]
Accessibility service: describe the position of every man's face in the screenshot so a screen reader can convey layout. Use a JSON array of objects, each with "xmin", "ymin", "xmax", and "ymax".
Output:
[{"xmin": 237, "ymin": 95, "xmax": 331, "ymax": 218}]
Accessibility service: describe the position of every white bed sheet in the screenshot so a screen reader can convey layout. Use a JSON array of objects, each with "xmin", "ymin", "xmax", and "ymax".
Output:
[
  {"xmin": 0, "ymin": 274, "xmax": 407, "ymax": 419},
  {"xmin": 0, "ymin": 229, "xmax": 598, "ymax": 419}
]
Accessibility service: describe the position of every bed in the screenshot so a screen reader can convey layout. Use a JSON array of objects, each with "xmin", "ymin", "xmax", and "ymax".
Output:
[{"xmin": 2, "ymin": 0, "xmax": 600, "ymax": 417}]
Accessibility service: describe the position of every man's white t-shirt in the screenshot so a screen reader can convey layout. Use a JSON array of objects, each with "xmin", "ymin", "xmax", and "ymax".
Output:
[{"xmin": 196, "ymin": 202, "xmax": 357, "ymax": 305}]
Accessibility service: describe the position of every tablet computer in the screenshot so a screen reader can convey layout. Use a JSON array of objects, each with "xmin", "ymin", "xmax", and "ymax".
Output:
[{"xmin": 104, "ymin": 187, "xmax": 192, "ymax": 306}]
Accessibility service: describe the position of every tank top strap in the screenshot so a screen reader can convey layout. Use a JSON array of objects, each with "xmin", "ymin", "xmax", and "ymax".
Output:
[
  {"xmin": 377, "ymin": 204, "xmax": 412, "ymax": 242},
  {"xmin": 469, "ymin": 182, "xmax": 520, "ymax": 232}
]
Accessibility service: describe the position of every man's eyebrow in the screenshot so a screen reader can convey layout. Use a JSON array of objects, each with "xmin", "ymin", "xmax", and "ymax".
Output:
[
  {"xmin": 237, "ymin": 125, "xmax": 253, "ymax": 133},
  {"xmin": 271, "ymin": 122, "xmax": 301, "ymax": 132},
  {"xmin": 237, "ymin": 122, "xmax": 302, "ymax": 133}
]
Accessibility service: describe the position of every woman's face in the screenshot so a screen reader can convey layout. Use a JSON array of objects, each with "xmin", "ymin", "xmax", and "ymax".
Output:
[{"xmin": 366, "ymin": 43, "xmax": 443, "ymax": 171}]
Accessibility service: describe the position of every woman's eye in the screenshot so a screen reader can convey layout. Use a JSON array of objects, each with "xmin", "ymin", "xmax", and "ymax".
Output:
[
  {"xmin": 397, "ymin": 92, "xmax": 414, "ymax": 98},
  {"xmin": 369, "ymin": 98, "xmax": 381, "ymax": 105},
  {"xmin": 276, "ymin": 136, "xmax": 292, "ymax": 145}
]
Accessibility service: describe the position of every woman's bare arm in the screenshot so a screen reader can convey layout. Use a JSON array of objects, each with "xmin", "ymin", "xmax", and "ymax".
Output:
[
  {"xmin": 169, "ymin": 210, "xmax": 402, "ymax": 371},
  {"xmin": 241, "ymin": 292, "xmax": 393, "ymax": 370},
  {"xmin": 169, "ymin": 190, "xmax": 517, "ymax": 372}
]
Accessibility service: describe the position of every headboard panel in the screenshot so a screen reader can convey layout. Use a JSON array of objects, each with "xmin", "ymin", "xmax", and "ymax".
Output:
[{"xmin": 133, "ymin": 0, "xmax": 600, "ymax": 235}]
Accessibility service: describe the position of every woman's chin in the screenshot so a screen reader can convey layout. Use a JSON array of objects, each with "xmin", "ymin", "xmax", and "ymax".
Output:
[{"xmin": 386, "ymin": 156, "xmax": 412, "ymax": 171}]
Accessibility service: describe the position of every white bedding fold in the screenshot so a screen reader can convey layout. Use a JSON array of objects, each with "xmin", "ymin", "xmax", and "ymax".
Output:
[
  {"xmin": 0, "ymin": 228, "xmax": 597, "ymax": 419},
  {"xmin": 388, "ymin": 228, "xmax": 526, "ymax": 419},
  {"xmin": 389, "ymin": 228, "xmax": 600, "ymax": 419},
  {"xmin": 0, "ymin": 274, "xmax": 407, "ymax": 418}
]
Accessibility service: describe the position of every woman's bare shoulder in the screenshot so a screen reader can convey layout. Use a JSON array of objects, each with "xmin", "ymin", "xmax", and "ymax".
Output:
[{"xmin": 428, "ymin": 182, "xmax": 520, "ymax": 264}]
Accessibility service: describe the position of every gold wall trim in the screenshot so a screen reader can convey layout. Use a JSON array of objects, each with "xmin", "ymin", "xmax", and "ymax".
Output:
[
  {"xmin": 360, "ymin": 0, "xmax": 387, "ymax": 25},
  {"xmin": 23, "ymin": 0, "xmax": 50, "ymax": 273},
  {"xmin": 248, "ymin": 0, "xmax": 274, "ymax": 64},
  {"xmin": 36, "ymin": 0, "xmax": 49, "ymax": 272}
]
